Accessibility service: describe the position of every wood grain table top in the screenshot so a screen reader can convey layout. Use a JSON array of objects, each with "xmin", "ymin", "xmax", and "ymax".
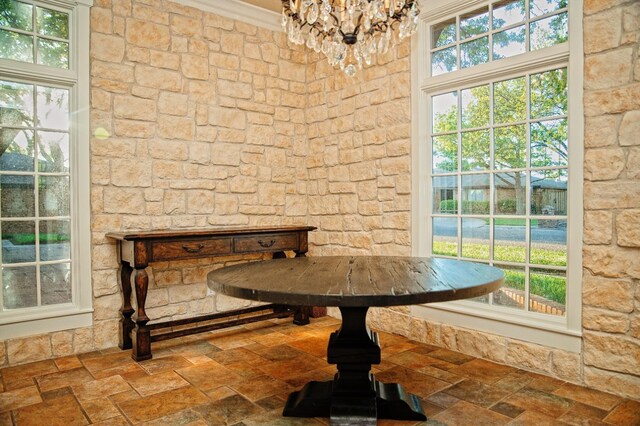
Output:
[{"xmin": 208, "ymin": 256, "xmax": 504, "ymax": 307}]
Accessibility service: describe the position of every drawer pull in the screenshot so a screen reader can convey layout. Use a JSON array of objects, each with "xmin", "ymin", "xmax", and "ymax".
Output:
[
  {"xmin": 182, "ymin": 243, "xmax": 205, "ymax": 253},
  {"xmin": 258, "ymin": 239, "xmax": 276, "ymax": 248}
]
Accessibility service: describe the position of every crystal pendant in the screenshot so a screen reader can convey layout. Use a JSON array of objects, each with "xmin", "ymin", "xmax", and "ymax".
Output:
[
  {"xmin": 289, "ymin": 0, "xmax": 296, "ymax": 11},
  {"xmin": 308, "ymin": 1, "xmax": 319, "ymax": 24},
  {"xmin": 389, "ymin": 0, "xmax": 395, "ymax": 17},
  {"xmin": 344, "ymin": 63, "xmax": 356, "ymax": 77}
]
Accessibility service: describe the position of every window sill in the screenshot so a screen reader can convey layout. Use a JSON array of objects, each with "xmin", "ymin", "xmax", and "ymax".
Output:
[
  {"xmin": 411, "ymin": 300, "xmax": 582, "ymax": 352},
  {"xmin": 0, "ymin": 306, "xmax": 93, "ymax": 340}
]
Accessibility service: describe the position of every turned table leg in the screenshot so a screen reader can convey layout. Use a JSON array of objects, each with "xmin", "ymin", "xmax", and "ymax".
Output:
[
  {"xmin": 283, "ymin": 306, "xmax": 425, "ymax": 424},
  {"xmin": 118, "ymin": 261, "xmax": 135, "ymax": 350},
  {"xmin": 132, "ymin": 267, "xmax": 152, "ymax": 361}
]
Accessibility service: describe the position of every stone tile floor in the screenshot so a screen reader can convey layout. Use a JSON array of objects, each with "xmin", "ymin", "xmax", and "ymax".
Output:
[{"xmin": 0, "ymin": 316, "xmax": 639, "ymax": 425}]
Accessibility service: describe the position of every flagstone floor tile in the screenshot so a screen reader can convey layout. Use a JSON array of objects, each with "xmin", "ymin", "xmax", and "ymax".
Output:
[{"xmin": 0, "ymin": 318, "xmax": 637, "ymax": 425}]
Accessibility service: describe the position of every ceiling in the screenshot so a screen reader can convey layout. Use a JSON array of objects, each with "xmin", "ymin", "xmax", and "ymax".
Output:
[{"xmin": 238, "ymin": 0, "xmax": 282, "ymax": 13}]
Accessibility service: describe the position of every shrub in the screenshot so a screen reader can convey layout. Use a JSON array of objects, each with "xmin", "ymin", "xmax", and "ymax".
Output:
[
  {"xmin": 438, "ymin": 200, "xmax": 490, "ymax": 214},
  {"xmin": 497, "ymin": 199, "xmax": 517, "ymax": 213}
]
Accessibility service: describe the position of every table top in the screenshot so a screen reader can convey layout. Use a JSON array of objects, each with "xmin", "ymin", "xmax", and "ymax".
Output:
[
  {"xmin": 208, "ymin": 256, "xmax": 504, "ymax": 307},
  {"xmin": 106, "ymin": 225, "xmax": 316, "ymax": 241}
]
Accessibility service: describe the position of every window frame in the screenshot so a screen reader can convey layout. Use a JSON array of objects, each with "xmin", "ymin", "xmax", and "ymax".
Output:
[
  {"xmin": 411, "ymin": 0, "xmax": 583, "ymax": 352},
  {"xmin": 0, "ymin": 0, "xmax": 93, "ymax": 339}
]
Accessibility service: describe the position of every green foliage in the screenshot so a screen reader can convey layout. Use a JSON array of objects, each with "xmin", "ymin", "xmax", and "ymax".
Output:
[
  {"xmin": 4, "ymin": 233, "xmax": 69, "ymax": 245},
  {"xmin": 438, "ymin": 199, "xmax": 490, "ymax": 214},
  {"xmin": 497, "ymin": 199, "xmax": 517, "ymax": 214}
]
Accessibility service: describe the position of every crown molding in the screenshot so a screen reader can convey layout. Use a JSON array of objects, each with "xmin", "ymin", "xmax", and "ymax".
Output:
[{"xmin": 173, "ymin": 0, "xmax": 282, "ymax": 32}]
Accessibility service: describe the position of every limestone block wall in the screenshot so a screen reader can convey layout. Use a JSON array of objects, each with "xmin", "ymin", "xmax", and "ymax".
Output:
[{"xmin": 0, "ymin": 0, "xmax": 309, "ymax": 365}]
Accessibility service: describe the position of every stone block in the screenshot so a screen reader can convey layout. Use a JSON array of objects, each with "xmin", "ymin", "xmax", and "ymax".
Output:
[
  {"xmin": 551, "ymin": 350, "xmax": 581, "ymax": 382},
  {"xmin": 148, "ymin": 139, "xmax": 188, "ymax": 161},
  {"xmin": 103, "ymin": 188, "xmax": 145, "ymax": 214},
  {"xmin": 181, "ymin": 54, "xmax": 209, "ymax": 80},
  {"xmin": 91, "ymin": 33, "xmax": 125, "ymax": 63},
  {"xmin": 113, "ymin": 95, "xmax": 157, "ymax": 121},
  {"xmin": 125, "ymin": 18, "xmax": 170, "ymax": 50},
  {"xmin": 164, "ymin": 190, "xmax": 186, "ymax": 214},
  {"xmin": 584, "ymin": 366, "xmax": 640, "ymax": 400},
  {"xmin": 73, "ymin": 327, "xmax": 94, "ymax": 353},
  {"xmin": 91, "ymin": 7, "xmax": 113, "ymax": 34},
  {"xmin": 616, "ymin": 209, "xmax": 640, "ymax": 247},
  {"xmin": 149, "ymin": 50, "xmax": 180, "ymax": 70},
  {"xmin": 583, "ymin": 245, "xmax": 640, "ymax": 279},
  {"xmin": 220, "ymin": 32, "xmax": 244, "ymax": 56},
  {"xmin": 111, "ymin": 158, "xmax": 152, "ymax": 187},
  {"xmin": 135, "ymin": 65, "xmax": 182, "ymax": 91},
  {"xmin": 171, "ymin": 15, "xmax": 201, "ymax": 37},
  {"xmin": 583, "ymin": 307, "xmax": 630, "ymax": 333},
  {"xmin": 91, "ymin": 61, "xmax": 134, "ymax": 83},
  {"xmin": 93, "ymin": 293, "xmax": 122, "ymax": 321},
  {"xmin": 7, "ymin": 335, "xmax": 52, "ymax": 365},
  {"xmin": 584, "ymin": 8, "xmax": 623, "ymax": 54},
  {"xmin": 619, "ymin": 110, "xmax": 640, "ymax": 146},
  {"xmin": 584, "ymin": 83, "xmax": 640, "ymax": 116},
  {"xmin": 583, "ymin": 332, "xmax": 640, "ymax": 375},
  {"xmin": 584, "ymin": 211, "xmax": 613, "ymax": 244},
  {"xmin": 158, "ymin": 115, "xmax": 194, "ymax": 140},
  {"xmin": 585, "ymin": 48, "xmax": 633, "ymax": 90},
  {"xmin": 187, "ymin": 189, "xmax": 214, "ymax": 214},
  {"xmin": 583, "ymin": 273, "xmax": 634, "ymax": 313},
  {"xmin": 453, "ymin": 328, "xmax": 508, "ymax": 363},
  {"xmin": 506, "ymin": 340, "xmax": 551, "ymax": 373},
  {"xmin": 209, "ymin": 106, "xmax": 246, "ymax": 130},
  {"xmin": 585, "ymin": 114, "xmax": 621, "ymax": 148},
  {"xmin": 51, "ymin": 331, "xmax": 74, "ymax": 357},
  {"xmin": 584, "ymin": 181, "xmax": 640, "ymax": 210},
  {"xmin": 168, "ymin": 283, "xmax": 207, "ymax": 303},
  {"xmin": 132, "ymin": 4, "xmax": 169, "ymax": 24},
  {"xmin": 113, "ymin": 119, "xmax": 155, "ymax": 138}
]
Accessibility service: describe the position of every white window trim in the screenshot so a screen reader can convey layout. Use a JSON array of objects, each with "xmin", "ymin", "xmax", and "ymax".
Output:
[
  {"xmin": 0, "ymin": 0, "xmax": 93, "ymax": 340},
  {"xmin": 411, "ymin": 0, "xmax": 583, "ymax": 352}
]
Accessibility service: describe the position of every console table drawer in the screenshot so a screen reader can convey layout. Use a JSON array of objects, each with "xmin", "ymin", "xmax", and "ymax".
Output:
[
  {"xmin": 152, "ymin": 238, "xmax": 232, "ymax": 261},
  {"xmin": 234, "ymin": 233, "xmax": 298, "ymax": 253}
]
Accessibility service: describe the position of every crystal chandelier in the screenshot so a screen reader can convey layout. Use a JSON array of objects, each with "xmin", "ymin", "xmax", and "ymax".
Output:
[{"xmin": 282, "ymin": 0, "xmax": 420, "ymax": 76}]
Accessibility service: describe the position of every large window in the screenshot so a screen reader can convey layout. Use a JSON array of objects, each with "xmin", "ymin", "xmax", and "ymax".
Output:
[
  {"xmin": 0, "ymin": 0, "xmax": 92, "ymax": 338},
  {"xmin": 412, "ymin": 0, "xmax": 582, "ymax": 350}
]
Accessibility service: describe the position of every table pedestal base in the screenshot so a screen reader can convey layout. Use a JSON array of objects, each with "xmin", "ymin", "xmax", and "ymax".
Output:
[{"xmin": 283, "ymin": 306, "xmax": 426, "ymax": 425}]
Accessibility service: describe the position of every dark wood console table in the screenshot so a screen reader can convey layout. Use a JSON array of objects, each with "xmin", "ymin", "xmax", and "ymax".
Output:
[{"xmin": 106, "ymin": 226, "xmax": 316, "ymax": 361}]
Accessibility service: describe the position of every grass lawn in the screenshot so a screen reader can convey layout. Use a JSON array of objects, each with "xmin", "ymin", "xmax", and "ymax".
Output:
[
  {"xmin": 4, "ymin": 233, "xmax": 70, "ymax": 245},
  {"xmin": 433, "ymin": 240, "xmax": 566, "ymax": 304},
  {"xmin": 483, "ymin": 218, "xmax": 539, "ymax": 226}
]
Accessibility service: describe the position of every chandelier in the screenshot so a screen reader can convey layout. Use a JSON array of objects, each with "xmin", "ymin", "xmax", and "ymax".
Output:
[{"xmin": 282, "ymin": 0, "xmax": 420, "ymax": 76}]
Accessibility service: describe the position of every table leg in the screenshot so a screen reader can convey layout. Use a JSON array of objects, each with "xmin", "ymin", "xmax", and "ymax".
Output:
[
  {"xmin": 118, "ymin": 261, "xmax": 135, "ymax": 350},
  {"xmin": 283, "ymin": 306, "xmax": 426, "ymax": 424},
  {"xmin": 132, "ymin": 267, "xmax": 152, "ymax": 361}
]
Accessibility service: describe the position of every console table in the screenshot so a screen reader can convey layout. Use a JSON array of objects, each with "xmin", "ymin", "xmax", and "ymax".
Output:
[{"xmin": 106, "ymin": 226, "xmax": 316, "ymax": 361}]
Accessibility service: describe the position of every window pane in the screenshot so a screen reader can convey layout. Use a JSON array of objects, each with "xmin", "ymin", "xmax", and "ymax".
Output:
[
  {"xmin": 1, "ymin": 175, "xmax": 35, "ymax": 217},
  {"xmin": 2, "ymin": 265, "xmax": 37, "ymax": 309},
  {"xmin": 493, "ymin": 265, "xmax": 525, "ymax": 310},
  {"xmin": 0, "ymin": 0, "xmax": 33, "ymax": 31},
  {"xmin": 0, "ymin": 80, "xmax": 34, "ymax": 126},
  {"xmin": 433, "ymin": 134, "xmax": 458, "ymax": 173},
  {"xmin": 462, "ymin": 85, "xmax": 490, "ymax": 129},
  {"xmin": 530, "ymin": 12, "xmax": 568, "ymax": 50},
  {"xmin": 461, "ymin": 37, "xmax": 489, "ymax": 69},
  {"xmin": 530, "ymin": 0, "xmax": 567, "ymax": 18},
  {"xmin": 494, "ymin": 218, "xmax": 526, "ymax": 262},
  {"xmin": 531, "ymin": 119, "xmax": 567, "ymax": 168},
  {"xmin": 36, "ymin": 7, "xmax": 69, "ymax": 39},
  {"xmin": 39, "ymin": 176, "xmax": 70, "ymax": 217},
  {"xmin": 492, "ymin": 0, "xmax": 525, "ymax": 29},
  {"xmin": 432, "ymin": 91, "xmax": 458, "ymax": 133},
  {"xmin": 36, "ymin": 38, "xmax": 69, "ymax": 68},
  {"xmin": 495, "ymin": 172, "xmax": 526, "ymax": 215},
  {"xmin": 40, "ymin": 220, "xmax": 70, "ymax": 261},
  {"xmin": 494, "ymin": 77, "xmax": 526, "ymax": 124},
  {"xmin": 431, "ymin": 46, "xmax": 457, "ymax": 76},
  {"xmin": 495, "ymin": 124, "xmax": 526, "ymax": 169},
  {"xmin": 460, "ymin": 8, "xmax": 489, "ymax": 39},
  {"xmin": 433, "ymin": 176, "xmax": 458, "ymax": 214},
  {"xmin": 462, "ymin": 174, "xmax": 490, "ymax": 214},
  {"xmin": 493, "ymin": 25, "xmax": 525, "ymax": 59},
  {"xmin": 41, "ymin": 263, "xmax": 71, "ymax": 305},
  {"xmin": 462, "ymin": 218, "xmax": 490, "ymax": 259},
  {"xmin": 530, "ymin": 169, "xmax": 567, "ymax": 215},
  {"xmin": 461, "ymin": 130, "xmax": 490, "ymax": 171},
  {"xmin": 432, "ymin": 18, "xmax": 456, "ymax": 48},
  {"xmin": 531, "ymin": 68, "xmax": 567, "ymax": 119},
  {"xmin": 531, "ymin": 218, "xmax": 566, "ymax": 266},
  {"xmin": 38, "ymin": 132, "xmax": 69, "ymax": 172},
  {"xmin": 0, "ymin": 29, "xmax": 33, "ymax": 63},
  {"xmin": 530, "ymin": 268, "xmax": 565, "ymax": 316},
  {"xmin": 2, "ymin": 221, "xmax": 36, "ymax": 263},
  {"xmin": 433, "ymin": 217, "xmax": 458, "ymax": 256},
  {"xmin": 37, "ymin": 86, "xmax": 69, "ymax": 130},
  {"xmin": 1, "ymin": 129, "xmax": 34, "ymax": 172}
]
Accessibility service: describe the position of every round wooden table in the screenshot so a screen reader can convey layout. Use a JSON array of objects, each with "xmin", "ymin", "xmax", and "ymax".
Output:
[{"xmin": 208, "ymin": 256, "xmax": 504, "ymax": 425}]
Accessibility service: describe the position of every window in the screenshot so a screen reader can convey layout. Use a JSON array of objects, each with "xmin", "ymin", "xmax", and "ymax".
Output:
[
  {"xmin": 412, "ymin": 0, "xmax": 582, "ymax": 351},
  {"xmin": 0, "ymin": 0, "xmax": 92, "ymax": 339}
]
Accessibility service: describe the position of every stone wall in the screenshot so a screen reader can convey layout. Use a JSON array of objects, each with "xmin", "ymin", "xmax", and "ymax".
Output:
[
  {"xmin": 0, "ymin": 0, "xmax": 309, "ymax": 365},
  {"xmin": 580, "ymin": 0, "xmax": 640, "ymax": 399}
]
